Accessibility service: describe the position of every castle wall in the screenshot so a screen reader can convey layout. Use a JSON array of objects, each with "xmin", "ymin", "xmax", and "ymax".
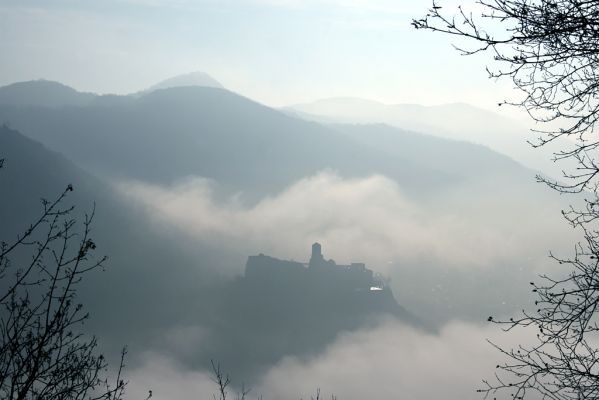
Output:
[
  {"xmin": 245, "ymin": 248, "xmax": 379, "ymax": 292},
  {"xmin": 245, "ymin": 254, "xmax": 306, "ymax": 281}
]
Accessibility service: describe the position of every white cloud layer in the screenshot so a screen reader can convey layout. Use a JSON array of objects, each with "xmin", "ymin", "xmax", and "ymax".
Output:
[
  {"xmin": 116, "ymin": 171, "xmax": 562, "ymax": 399},
  {"xmin": 116, "ymin": 171, "xmax": 574, "ymax": 323},
  {"xmin": 117, "ymin": 171, "xmax": 567, "ymax": 274},
  {"xmin": 125, "ymin": 319, "xmax": 532, "ymax": 400}
]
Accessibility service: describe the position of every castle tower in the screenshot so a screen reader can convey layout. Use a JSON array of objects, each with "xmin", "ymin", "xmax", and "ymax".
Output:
[
  {"xmin": 309, "ymin": 242, "xmax": 324, "ymax": 269},
  {"xmin": 312, "ymin": 242, "xmax": 322, "ymax": 259}
]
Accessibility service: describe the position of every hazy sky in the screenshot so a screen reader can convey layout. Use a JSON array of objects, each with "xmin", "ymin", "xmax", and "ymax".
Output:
[{"xmin": 0, "ymin": 0, "xmax": 518, "ymax": 111}]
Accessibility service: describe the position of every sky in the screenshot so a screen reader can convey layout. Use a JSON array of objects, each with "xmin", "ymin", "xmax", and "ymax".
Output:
[{"xmin": 0, "ymin": 0, "xmax": 519, "ymax": 112}]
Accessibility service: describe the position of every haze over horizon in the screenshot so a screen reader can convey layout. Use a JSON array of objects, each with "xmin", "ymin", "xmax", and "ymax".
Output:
[{"xmin": 0, "ymin": 1, "xmax": 524, "ymax": 118}]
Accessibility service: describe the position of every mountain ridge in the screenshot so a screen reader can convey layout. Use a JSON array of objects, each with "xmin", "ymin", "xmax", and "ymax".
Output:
[
  {"xmin": 0, "ymin": 79, "xmax": 97, "ymax": 108},
  {"xmin": 287, "ymin": 96, "xmax": 574, "ymax": 180},
  {"xmin": 0, "ymin": 86, "xmax": 455, "ymax": 199}
]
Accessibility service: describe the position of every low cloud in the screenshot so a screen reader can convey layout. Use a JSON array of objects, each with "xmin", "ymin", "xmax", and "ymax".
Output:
[
  {"xmin": 125, "ymin": 352, "xmax": 214, "ymax": 400},
  {"xmin": 117, "ymin": 171, "xmax": 567, "ymax": 275},
  {"xmin": 116, "ymin": 171, "xmax": 555, "ymax": 398},
  {"xmin": 125, "ymin": 319, "xmax": 532, "ymax": 400},
  {"xmin": 116, "ymin": 171, "xmax": 573, "ymax": 323},
  {"xmin": 256, "ymin": 320, "xmax": 512, "ymax": 400}
]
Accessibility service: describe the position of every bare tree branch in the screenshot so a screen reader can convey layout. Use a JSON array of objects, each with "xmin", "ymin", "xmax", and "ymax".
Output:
[
  {"xmin": 414, "ymin": 1, "xmax": 599, "ymax": 399},
  {"xmin": 0, "ymin": 166, "xmax": 127, "ymax": 400}
]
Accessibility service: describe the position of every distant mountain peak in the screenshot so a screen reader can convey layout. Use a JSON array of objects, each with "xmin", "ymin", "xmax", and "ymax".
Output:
[{"xmin": 145, "ymin": 71, "xmax": 224, "ymax": 93}]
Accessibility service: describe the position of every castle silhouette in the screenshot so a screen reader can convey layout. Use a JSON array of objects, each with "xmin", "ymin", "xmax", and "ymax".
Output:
[
  {"xmin": 198, "ymin": 243, "xmax": 408, "ymax": 383},
  {"xmin": 245, "ymin": 242, "xmax": 384, "ymax": 292}
]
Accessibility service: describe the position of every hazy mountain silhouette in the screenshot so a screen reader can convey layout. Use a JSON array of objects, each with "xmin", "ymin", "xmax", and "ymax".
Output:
[
  {"xmin": 288, "ymin": 97, "xmax": 519, "ymax": 140},
  {"xmin": 0, "ymin": 73, "xmax": 223, "ymax": 110},
  {"xmin": 287, "ymin": 97, "xmax": 574, "ymax": 180},
  {"xmin": 143, "ymin": 71, "xmax": 224, "ymax": 93},
  {"xmin": 0, "ymin": 80, "xmax": 96, "ymax": 108},
  {"xmin": 330, "ymin": 123, "xmax": 524, "ymax": 180},
  {"xmin": 0, "ymin": 85, "xmax": 534, "ymax": 202}
]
